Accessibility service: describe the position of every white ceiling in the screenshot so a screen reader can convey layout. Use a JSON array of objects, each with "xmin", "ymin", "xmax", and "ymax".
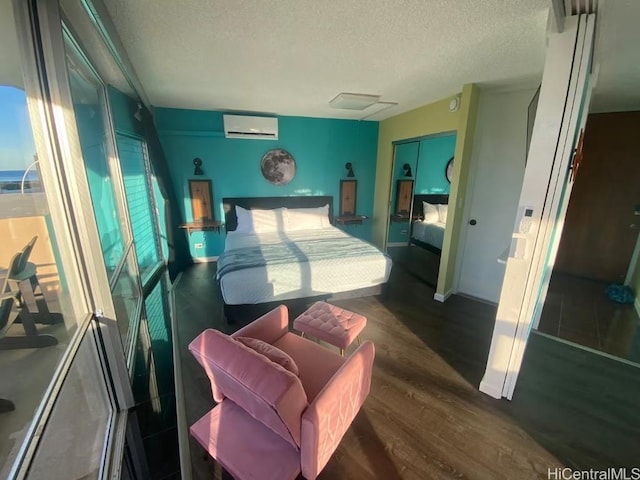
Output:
[
  {"xmin": 0, "ymin": 0, "xmax": 26, "ymax": 89},
  {"xmin": 4, "ymin": 0, "xmax": 637, "ymax": 120},
  {"xmin": 590, "ymin": 0, "xmax": 640, "ymax": 113},
  {"xmin": 102, "ymin": 0, "xmax": 549, "ymax": 120}
]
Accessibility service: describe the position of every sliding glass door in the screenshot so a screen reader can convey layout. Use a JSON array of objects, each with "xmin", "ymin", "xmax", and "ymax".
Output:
[
  {"xmin": 0, "ymin": 2, "xmax": 89, "ymax": 475},
  {"xmin": 4, "ymin": 0, "xmax": 130, "ymax": 477},
  {"xmin": 2, "ymin": 0, "xmax": 178, "ymax": 476},
  {"xmin": 480, "ymin": 13, "xmax": 596, "ymax": 400}
]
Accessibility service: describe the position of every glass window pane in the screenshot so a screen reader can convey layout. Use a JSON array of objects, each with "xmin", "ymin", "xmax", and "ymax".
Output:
[
  {"xmin": 63, "ymin": 29, "xmax": 126, "ymax": 278},
  {"xmin": 115, "ymin": 134, "xmax": 160, "ymax": 282},
  {"xmin": 26, "ymin": 324, "xmax": 113, "ymax": 479},
  {"xmin": 0, "ymin": 5, "xmax": 82, "ymax": 474},
  {"xmin": 151, "ymin": 173, "xmax": 169, "ymax": 261},
  {"xmin": 111, "ymin": 248, "xmax": 141, "ymax": 363},
  {"xmin": 130, "ymin": 275, "xmax": 178, "ymax": 475},
  {"xmin": 132, "ymin": 278, "xmax": 173, "ymax": 402}
]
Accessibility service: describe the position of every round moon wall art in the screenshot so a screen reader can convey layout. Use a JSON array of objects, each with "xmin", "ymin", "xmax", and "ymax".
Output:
[{"xmin": 261, "ymin": 149, "xmax": 296, "ymax": 185}]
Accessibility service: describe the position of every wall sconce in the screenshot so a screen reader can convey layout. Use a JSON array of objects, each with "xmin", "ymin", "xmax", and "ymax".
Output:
[
  {"xmin": 345, "ymin": 162, "xmax": 355, "ymax": 177},
  {"xmin": 403, "ymin": 163, "xmax": 413, "ymax": 177},
  {"xmin": 133, "ymin": 102, "xmax": 143, "ymax": 122},
  {"xmin": 193, "ymin": 157, "xmax": 204, "ymax": 176}
]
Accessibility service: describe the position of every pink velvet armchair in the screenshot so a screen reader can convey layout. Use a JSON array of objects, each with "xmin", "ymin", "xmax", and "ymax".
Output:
[{"xmin": 189, "ymin": 305, "xmax": 375, "ymax": 480}]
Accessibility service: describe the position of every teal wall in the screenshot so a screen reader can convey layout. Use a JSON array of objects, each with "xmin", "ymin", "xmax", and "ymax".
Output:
[
  {"xmin": 108, "ymin": 86, "xmax": 144, "ymax": 137},
  {"xmin": 415, "ymin": 133, "xmax": 456, "ymax": 195},
  {"xmin": 155, "ymin": 109, "xmax": 379, "ymax": 258},
  {"xmin": 74, "ymin": 104, "xmax": 125, "ymax": 271},
  {"xmin": 108, "ymin": 87, "xmax": 167, "ymax": 272}
]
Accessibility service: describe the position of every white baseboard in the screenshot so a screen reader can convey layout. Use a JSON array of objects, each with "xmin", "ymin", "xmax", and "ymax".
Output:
[
  {"xmin": 479, "ymin": 378, "xmax": 503, "ymax": 399},
  {"xmin": 387, "ymin": 242, "xmax": 410, "ymax": 247},
  {"xmin": 456, "ymin": 291, "xmax": 498, "ymax": 306},
  {"xmin": 433, "ymin": 289, "xmax": 453, "ymax": 303},
  {"xmin": 193, "ymin": 256, "xmax": 218, "ymax": 263},
  {"xmin": 635, "ymin": 297, "xmax": 640, "ymax": 318}
]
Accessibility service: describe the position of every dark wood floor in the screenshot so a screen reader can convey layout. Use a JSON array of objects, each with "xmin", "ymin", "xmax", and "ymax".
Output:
[
  {"xmin": 175, "ymin": 262, "xmax": 640, "ymax": 479},
  {"xmin": 538, "ymin": 271, "xmax": 640, "ymax": 363},
  {"xmin": 387, "ymin": 245, "xmax": 441, "ymax": 288},
  {"xmin": 502, "ymin": 332, "xmax": 640, "ymax": 469}
]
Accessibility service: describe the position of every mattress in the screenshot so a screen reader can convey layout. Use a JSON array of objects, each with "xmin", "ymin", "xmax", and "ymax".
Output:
[
  {"xmin": 218, "ymin": 227, "xmax": 392, "ymax": 305},
  {"xmin": 411, "ymin": 220, "xmax": 446, "ymax": 250}
]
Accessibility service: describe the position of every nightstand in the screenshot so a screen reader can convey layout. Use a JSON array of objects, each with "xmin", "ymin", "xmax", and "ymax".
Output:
[
  {"xmin": 335, "ymin": 215, "xmax": 368, "ymax": 226},
  {"xmin": 179, "ymin": 220, "xmax": 224, "ymax": 234},
  {"xmin": 390, "ymin": 213, "xmax": 420, "ymax": 223}
]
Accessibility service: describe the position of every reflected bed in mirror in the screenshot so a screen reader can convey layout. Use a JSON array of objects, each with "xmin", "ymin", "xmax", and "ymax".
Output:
[
  {"xmin": 410, "ymin": 194, "xmax": 449, "ymax": 255},
  {"xmin": 386, "ymin": 194, "xmax": 448, "ymax": 289}
]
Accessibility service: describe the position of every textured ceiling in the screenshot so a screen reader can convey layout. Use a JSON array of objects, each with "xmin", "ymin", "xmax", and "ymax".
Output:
[
  {"xmin": 590, "ymin": 0, "xmax": 640, "ymax": 113},
  {"xmin": 102, "ymin": 0, "xmax": 549, "ymax": 120},
  {"xmin": 0, "ymin": 1, "xmax": 25, "ymax": 88}
]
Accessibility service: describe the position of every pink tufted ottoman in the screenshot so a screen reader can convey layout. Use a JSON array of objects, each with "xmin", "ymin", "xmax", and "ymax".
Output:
[{"xmin": 293, "ymin": 301, "xmax": 367, "ymax": 356}]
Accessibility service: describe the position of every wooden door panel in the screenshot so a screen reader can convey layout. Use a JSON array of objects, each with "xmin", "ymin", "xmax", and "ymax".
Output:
[
  {"xmin": 189, "ymin": 180, "xmax": 213, "ymax": 221},
  {"xmin": 395, "ymin": 180, "xmax": 414, "ymax": 214},
  {"xmin": 340, "ymin": 180, "xmax": 357, "ymax": 215},
  {"xmin": 555, "ymin": 112, "xmax": 640, "ymax": 282}
]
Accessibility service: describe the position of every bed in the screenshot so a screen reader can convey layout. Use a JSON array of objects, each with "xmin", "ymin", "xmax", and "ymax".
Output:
[
  {"xmin": 218, "ymin": 196, "xmax": 392, "ymax": 322},
  {"xmin": 410, "ymin": 194, "xmax": 449, "ymax": 254}
]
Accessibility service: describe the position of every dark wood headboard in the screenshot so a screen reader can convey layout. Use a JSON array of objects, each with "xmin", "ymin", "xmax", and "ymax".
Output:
[
  {"xmin": 223, "ymin": 196, "xmax": 334, "ymax": 231},
  {"xmin": 412, "ymin": 194, "xmax": 449, "ymax": 219}
]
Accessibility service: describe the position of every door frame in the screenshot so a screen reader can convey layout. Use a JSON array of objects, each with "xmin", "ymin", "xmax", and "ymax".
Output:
[
  {"xmin": 385, "ymin": 131, "xmax": 457, "ymax": 249},
  {"xmin": 480, "ymin": 14, "xmax": 596, "ymax": 400},
  {"xmin": 505, "ymin": 17, "xmax": 595, "ymax": 400},
  {"xmin": 453, "ymin": 87, "xmax": 538, "ymax": 304}
]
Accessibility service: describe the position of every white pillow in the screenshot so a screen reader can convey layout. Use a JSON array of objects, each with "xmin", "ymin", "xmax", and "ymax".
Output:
[
  {"xmin": 285, "ymin": 205, "xmax": 330, "ymax": 231},
  {"xmin": 235, "ymin": 206, "xmax": 286, "ymax": 233},
  {"xmin": 422, "ymin": 202, "xmax": 439, "ymax": 224},
  {"xmin": 437, "ymin": 204, "xmax": 449, "ymax": 224},
  {"xmin": 235, "ymin": 205, "xmax": 253, "ymax": 233}
]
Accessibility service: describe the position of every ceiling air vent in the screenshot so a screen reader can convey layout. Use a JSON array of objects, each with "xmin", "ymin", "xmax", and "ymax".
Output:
[{"xmin": 329, "ymin": 93, "xmax": 380, "ymax": 111}]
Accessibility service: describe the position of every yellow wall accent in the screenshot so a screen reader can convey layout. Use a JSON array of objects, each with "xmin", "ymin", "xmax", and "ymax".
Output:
[
  {"xmin": 372, "ymin": 84, "xmax": 480, "ymax": 299},
  {"xmin": 372, "ymin": 97, "xmax": 460, "ymax": 249},
  {"xmin": 436, "ymin": 84, "xmax": 480, "ymax": 297}
]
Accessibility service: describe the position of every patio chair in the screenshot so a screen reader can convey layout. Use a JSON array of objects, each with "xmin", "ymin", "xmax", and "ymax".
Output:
[
  {"xmin": 0, "ymin": 252, "xmax": 57, "ymax": 350},
  {"xmin": 8, "ymin": 235, "xmax": 58, "ymax": 324}
]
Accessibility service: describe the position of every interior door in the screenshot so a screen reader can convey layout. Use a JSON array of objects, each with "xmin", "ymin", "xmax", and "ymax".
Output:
[
  {"xmin": 457, "ymin": 89, "xmax": 533, "ymax": 303},
  {"xmin": 554, "ymin": 112, "xmax": 640, "ymax": 283}
]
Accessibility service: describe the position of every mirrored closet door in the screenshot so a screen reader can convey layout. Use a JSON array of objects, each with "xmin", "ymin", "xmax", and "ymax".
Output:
[{"xmin": 386, "ymin": 133, "xmax": 456, "ymax": 287}]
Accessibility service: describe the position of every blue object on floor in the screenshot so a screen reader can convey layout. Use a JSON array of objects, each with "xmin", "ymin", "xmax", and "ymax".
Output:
[{"xmin": 605, "ymin": 284, "xmax": 635, "ymax": 304}]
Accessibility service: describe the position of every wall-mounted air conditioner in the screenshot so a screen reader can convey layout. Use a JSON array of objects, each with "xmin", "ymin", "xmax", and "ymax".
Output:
[{"xmin": 223, "ymin": 114, "xmax": 278, "ymax": 140}]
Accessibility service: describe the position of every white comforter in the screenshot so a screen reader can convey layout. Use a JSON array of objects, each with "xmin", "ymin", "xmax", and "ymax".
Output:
[
  {"xmin": 412, "ymin": 220, "xmax": 446, "ymax": 250},
  {"xmin": 219, "ymin": 227, "xmax": 392, "ymax": 305}
]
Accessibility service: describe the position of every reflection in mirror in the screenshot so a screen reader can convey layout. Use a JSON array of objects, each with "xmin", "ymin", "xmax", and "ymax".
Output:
[
  {"xmin": 63, "ymin": 27, "xmax": 127, "ymax": 277},
  {"xmin": 60, "ymin": 3, "xmax": 169, "ymax": 284},
  {"xmin": 386, "ymin": 134, "xmax": 456, "ymax": 287},
  {"xmin": 387, "ymin": 141, "xmax": 418, "ymax": 248},
  {"xmin": 535, "ymin": 111, "xmax": 640, "ymax": 365}
]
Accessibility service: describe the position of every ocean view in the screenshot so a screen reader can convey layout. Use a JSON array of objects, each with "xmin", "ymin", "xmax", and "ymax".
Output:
[{"xmin": 0, "ymin": 170, "xmax": 42, "ymax": 193}]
